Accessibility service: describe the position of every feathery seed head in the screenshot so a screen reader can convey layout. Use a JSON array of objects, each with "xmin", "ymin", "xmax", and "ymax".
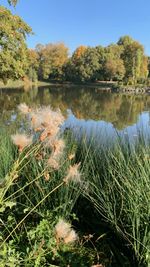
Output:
[
  {"xmin": 63, "ymin": 229, "xmax": 78, "ymax": 244},
  {"xmin": 64, "ymin": 163, "xmax": 81, "ymax": 184},
  {"xmin": 18, "ymin": 103, "xmax": 30, "ymax": 115},
  {"xmin": 55, "ymin": 219, "xmax": 78, "ymax": 244},
  {"xmin": 11, "ymin": 133, "xmax": 32, "ymax": 152},
  {"xmin": 30, "ymin": 107, "xmax": 64, "ymax": 139},
  {"xmin": 51, "ymin": 138, "xmax": 65, "ymax": 158},
  {"xmin": 47, "ymin": 156, "xmax": 60, "ymax": 170},
  {"xmin": 55, "ymin": 219, "xmax": 71, "ymax": 240}
]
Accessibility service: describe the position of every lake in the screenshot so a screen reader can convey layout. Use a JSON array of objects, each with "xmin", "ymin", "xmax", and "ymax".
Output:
[{"xmin": 0, "ymin": 85, "xmax": 150, "ymax": 143}]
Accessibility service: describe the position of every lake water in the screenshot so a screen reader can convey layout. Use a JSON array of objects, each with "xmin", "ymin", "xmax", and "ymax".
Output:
[{"xmin": 0, "ymin": 85, "xmax": 150, "ymax": 143}]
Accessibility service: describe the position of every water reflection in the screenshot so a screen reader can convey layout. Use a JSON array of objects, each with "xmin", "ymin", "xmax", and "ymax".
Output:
[
  {"xmin": 64, "ymin": 110, "xmax": 150, "ymax": 145},
  {"xmin": 0, "ymin": 86, "xmax": 150, "ymax": 136}
]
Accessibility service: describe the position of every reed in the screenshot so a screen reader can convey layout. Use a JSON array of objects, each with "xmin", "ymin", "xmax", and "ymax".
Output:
[
  {"xmin": 77, "ymin": 134, "xmax": 150, "ymax": 266},
  {"xmin": 0, "ymin": 106, "xmax": 103, "ymax": 267},
  {"xmin": 0, "ymin": 104, "xmax": 149, "ymax": 266}
]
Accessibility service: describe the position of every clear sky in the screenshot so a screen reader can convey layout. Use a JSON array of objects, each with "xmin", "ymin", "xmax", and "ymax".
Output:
[{"xmin": 1, "ymin": 0, "xmax": 150, "ymax": 55}]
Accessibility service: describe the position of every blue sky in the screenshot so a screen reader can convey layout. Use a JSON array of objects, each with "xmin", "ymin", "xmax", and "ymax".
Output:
[{"xmin": 2, "ymin": 0, "xmax": 150, "ymax": 55}]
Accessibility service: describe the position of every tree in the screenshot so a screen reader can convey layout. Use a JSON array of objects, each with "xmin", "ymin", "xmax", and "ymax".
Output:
[
  {"xmin": 104, "ymin": 58, "xmax": 125, "ymax": 81},
  {"xmin": 0, "ymin": 6, "xmax": 32, "ymax": 83},
  {"xmin": 72, "ymin": 45, "xmax": 87, "ymax": 62},
  {"xmin": 117, "ymin": 35, "xmax": 134, "ymax": 46},
  {"xmin": 118, "ymin": 36, "xmax": 148, "ymax": 84},
  {"xmin": 7, "ymin": 0, "xmax": 18, "ymax": 6},
  {"xmin": 36, "ymin": 43, "xmax": 69, "ymax": 80},
  {"xmin": 64, "ymin": 46, "xmax": 101, "ymax": 82},
  {"xmin": 103, "ymin": 45, "xmax": 125, "ymax": 81},
  {"xmin": 95, "ymin": 46, "xmax": 106, "ymax": 80},
  {"xmin": 78, "ymin": 47, "xmax": 100, "ymax": 82},
  {"xmin": 27, "ymin": 49, "xmax": 39, "ymax": 81}
]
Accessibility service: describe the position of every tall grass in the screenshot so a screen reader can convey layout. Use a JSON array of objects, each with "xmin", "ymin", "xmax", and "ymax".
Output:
[
  {"xmin": 0, "ymin": 104, "xmax": 150, "ymax": 266},
  {"xmin": 0, "ymin": 107, "xmax": 105, "ymax": 266},
  {"xmin": 76, "ymin": 135, "xmax": 150, "ymax": 266}
]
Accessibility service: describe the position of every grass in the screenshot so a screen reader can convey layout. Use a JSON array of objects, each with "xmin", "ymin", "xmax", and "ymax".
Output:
[
  {"xmin": 0, "ymin": 79, "xmax": 116, "ymax": 90},
  {"xmin": 0, "ymin": 80, "xmax": 53, "ymax": 89},
  {"xmin": 75, "ymin": 135, "xmax": 150, "ymax": 266},
  {"xmin": 0, "ymin": 131, "xmax": 97, "ymax": 266},
  {"xmin": 0, "ymin": 105, "xmax": 149, "ymax": 266}
]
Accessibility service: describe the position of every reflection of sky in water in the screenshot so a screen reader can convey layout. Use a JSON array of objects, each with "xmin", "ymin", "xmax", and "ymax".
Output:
[
  {"xmin": 2, "ymin": 107, "xmax": 150, "ymax": 145},
  {"xmin": 64, "ymin": 110, "xmax": 150, "ymax": 144}
]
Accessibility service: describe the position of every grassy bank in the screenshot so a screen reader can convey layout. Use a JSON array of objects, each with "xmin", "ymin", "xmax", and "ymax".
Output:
[
  {"xmin": 0, "ymin": 105, "xmax": 149, "ymax": 266},
  {"xmin": 0, "ymin": 80, "xmax": 53, "ymax": 89},
  {"xmin": 2, "ymin": 79, "xmax": 150, "ymax": 94},
  {"xmin": 0, "ymin": 79, "xmax": 117, "ymax": 90}
]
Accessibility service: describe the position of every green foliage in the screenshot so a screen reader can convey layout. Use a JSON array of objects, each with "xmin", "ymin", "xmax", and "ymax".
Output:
[
  {"xmin": 62, "ymin": 36, "xmax": 148, "ymax": 84},
  {"xmin": 7, "ymin": 0, "xmax": 18, "ymax": 6},
  {"xmin": 25, "ymin": 217, "xmax": 96, "ymax": 267},
  {"xmin": 103, "ymin": 44, "xmax": 125, "ymax": 81},
  {"xmin": 0, "ymin": 127, "xmax": 103, "ymax": 267},
  {"xmin": 27, "ymin": 67, "xmax": 38, "ymax": 82},
  {"xmin": 26, "ymin": 49, "xmax": 39, "ymax": 81},
  {"xmin": 36, "ymin": 43, "xmax": 69, "ymax": 80},
  {"xmin": 117, "ymin": 35, "xmax": 134, "ymax": 46},
  {"xmin": 118, "ymin": 38, "xmax": 148, "ymax": 84},
  {"xmin": 0, "ymin": 6, "xmax": 32, "ymax": 83},
  {"xmin": 64, "ymin": 47, "xmax": 101, "ymax": 82}
]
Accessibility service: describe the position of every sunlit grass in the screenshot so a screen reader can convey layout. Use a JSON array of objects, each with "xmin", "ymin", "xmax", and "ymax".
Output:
[{"xmin": 0, "ymin": 104, "xmax": 149, "ymax": 266}]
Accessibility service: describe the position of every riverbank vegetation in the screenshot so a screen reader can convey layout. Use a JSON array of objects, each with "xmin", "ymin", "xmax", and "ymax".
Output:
[
  {"xmin": 0, "ymin": 103, "xmax": 149, "ymax": 266},
  {"xmin": 0, "ymin": 3, "xmax": 150, "ymax": 266},
  {"xmin": 22, "ymin": 36, "xmax": 150, "ymax": 86},
  {"xmin": 0, "ymin": 80, "xmax": 53, "ymax": 90}
]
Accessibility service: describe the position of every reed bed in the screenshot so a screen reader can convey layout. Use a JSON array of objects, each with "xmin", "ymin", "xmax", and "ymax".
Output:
[
  {"xmin": 0, "ymin": 103, "xmax": 149, "ymax": 266},
  {"xmin": 75, "ymin": 135, "xmax": 150, "ymax": 267}
]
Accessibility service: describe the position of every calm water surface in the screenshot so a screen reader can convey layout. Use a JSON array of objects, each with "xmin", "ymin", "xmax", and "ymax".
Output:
[{"xmin": 0, "ymin": 86, "xmax": 150, "ymax": 142}]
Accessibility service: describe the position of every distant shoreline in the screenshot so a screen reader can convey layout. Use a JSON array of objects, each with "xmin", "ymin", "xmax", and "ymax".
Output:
[
  {"xmin": 0, "ymin": 79, "xmax": 116, "ymax": 89},
  {"xmin": 0, "ymin": 80, "xmax": 150, "ymax": 94},
  {"xmin": 0, "ymin": 80, "xmax": 52, "ymax": 89}
]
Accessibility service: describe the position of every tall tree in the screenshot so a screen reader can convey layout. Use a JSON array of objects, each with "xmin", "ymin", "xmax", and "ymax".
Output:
[
  {"xmin": 0, "ymin": 6, "xmax": 32, "ymax": 83},
  {"xmin": 78, "ymin": 47, "xmax": 100, "ymax": 82},
  {"xmin": 118, "ymin": 36, "xmax": 148, "ymax": 84},
  {"xmin": 36, "ymin": 43, "xmax": 69, "ymax": 80},
  {"xmin": 64, "ymin": 46, "xmax": 100, "ymax": 82},
  {"xmin": 72, "ymin": 45, "xmax": 87, "ymax": 62},
  {"xmin": 27, "ymin": 49, "xmax": 39, "ymax": 81},
  {"xmin": 103, "ymin": 44, "xmax": 125, "ymax": 81}
]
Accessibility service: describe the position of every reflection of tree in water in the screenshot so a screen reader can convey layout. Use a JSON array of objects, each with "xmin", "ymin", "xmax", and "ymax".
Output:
[
  {"xmin": 0, "ymin": 86, "xmax": 150, "ymax": 130},
  {"xmin": 114, "ymin": 95, "xmax": 144, "ymax": 130}
]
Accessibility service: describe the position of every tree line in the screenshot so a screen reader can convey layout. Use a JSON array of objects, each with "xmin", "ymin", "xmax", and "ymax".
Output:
[
  {"xmin": 0, "ymin": 3, "xmax": 150, "ymax": 85},
  {"xmin": 29, "ymin": 36, "xmax": 149, "ymax": 85}
]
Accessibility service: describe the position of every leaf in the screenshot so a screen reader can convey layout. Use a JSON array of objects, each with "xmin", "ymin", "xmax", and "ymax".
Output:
[
  {"xmin": 23, "ymin": 208, "xmax": 30, "ymax": 213},
  {"xmin": 5, "ymin": 201, "xmax": 16, "ymax": 209},
  {"xmin": 0, "ymin": 206, "xmax": 6, "ymax": 213}
]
